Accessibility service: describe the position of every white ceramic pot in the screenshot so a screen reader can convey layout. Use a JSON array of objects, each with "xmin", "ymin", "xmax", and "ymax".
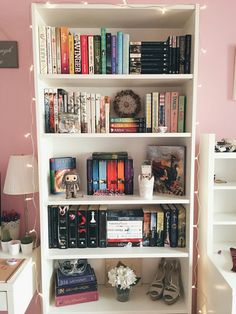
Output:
[
  {"xmin": 21, "ymin": 242, "xmax": 33, "ymax": 255},
  {"xmin": 1, "ymin": 240, "xmax": 10, "ymax": 253},
  {"xmin": 8, "ymin": 240, "xmax": 21, "ymax": 255}
]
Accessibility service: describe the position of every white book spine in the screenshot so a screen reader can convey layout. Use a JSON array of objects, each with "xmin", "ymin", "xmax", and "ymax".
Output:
[
  {"xmin": 95, "ymin": 94, "xmax": 101, "ymax": 133},
  {"xmin": 86, "ymin": 93, "xmax": 91, "ymax": 133},
  {"xmin": 90, "ymin": 93, "xmax": 96, "ymax": 133},
  {"xmin": 67, "ymin": 91, "xmax": 74, "ymax": 113},
  {"xmin": 105, "ymin": 97, "xmax": 110, "ymax": 133},
  {"xmin": 38, "ymin": 26, "xmax": 47, "ymax": 74},
  {"xmin": 53, "ymin": 88, "xmax": 59, "ymax": 133},
  {"xmin": 80, "ymin": 92, "xmax": 87, "ymax": 133},
  {"xmin": 122, "ymin": 33, "xmax": 130, "ymax": 74},
  {"xmin": 46, "ymin": 26, "xmax": 53, "ymax": 74},
  {"xmin": 74, "ymin": 91, "xmax": 81, "ymax": 133},
  {"xmin": 152, "ymin": 92, "xmax": 159, "ymax": 132},
  {"xmin": 88, "ymin": 35, "xmax": 94, "ymax": 74},
  {"xmin": 51, "ymin": 27, "xmax": 57, "ymax": 74}
]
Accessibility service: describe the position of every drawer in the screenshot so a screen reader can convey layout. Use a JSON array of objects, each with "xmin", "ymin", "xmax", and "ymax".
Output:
[{"xmin": 0, "ymin": 291, "xmax": 7, "ymax": 310}]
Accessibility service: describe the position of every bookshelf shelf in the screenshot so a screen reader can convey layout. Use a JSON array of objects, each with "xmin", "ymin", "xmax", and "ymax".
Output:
[
  {"xmin": 46, "ymin": 247, "xmax": 189, "ymax": 260},
  {"xmin": 49, "ymin": 285, "xmax": 187, "ymax": 314},
  {"xmin": 32, "ymin": 3, "xmax": 199, "ymax": 313},
  {"xmin": 198, "ymin": 134, "xmax": 236, "ymax": 314}
]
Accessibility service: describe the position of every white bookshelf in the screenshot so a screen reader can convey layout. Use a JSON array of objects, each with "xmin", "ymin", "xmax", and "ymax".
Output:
[
  {"xmin": 31, "ymin": 3, "xmax": 199, "ymax": 314},
  {"xmin": 198, "ymin": 134, "xmax": 236, "ymax": 314}
]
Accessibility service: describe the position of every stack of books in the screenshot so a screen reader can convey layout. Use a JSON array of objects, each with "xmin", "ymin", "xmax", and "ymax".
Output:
[
  {"xmin": 87, "ymin": 152, "xmax": 134, "ymax": 195},
  {"xmin": 109, "ymin": 117, "xmax": 145, "ymax": 133},
  {"xmin": 55, "ymin": 262, "xmax": 99, "ymax": 307}
]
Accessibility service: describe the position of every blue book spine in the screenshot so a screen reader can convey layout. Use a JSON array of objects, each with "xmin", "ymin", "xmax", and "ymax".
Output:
[
  {"xmin": 98, "ymin": 160, "xmax": 106, "ymax": 190},
  {"xmin": 92, "ymin": 159, "xmax": 99, "ymax": 192},
  {"xmin": 117, "ymin": 31, "xmax": 123, "ymax": 74},
  {"xmin": 111, "ymin": 35, "xmax": 117, "ymax": 74},
  {"xmin": 122, "ymin": 33, "xmax": 130, "ymax": 74},
  {"xmin": 87, "ymin": 158, "xmax": 93, "ymax": 195},
  {"xmin": 101, "ymin": 27, "xmax": 106, "ymax": 74},
  {"xmin": 56, "ymin": 266, "xmax": 96, "ymax": 287},
  {"xmin": 50, "ymin": 157, "xmax": 76, "ymax": 171}
]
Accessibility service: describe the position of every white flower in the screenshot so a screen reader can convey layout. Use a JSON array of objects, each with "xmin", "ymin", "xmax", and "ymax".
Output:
[{"xmin": 108, "ymin": 264, "xmax": 139, "ymax": 290}]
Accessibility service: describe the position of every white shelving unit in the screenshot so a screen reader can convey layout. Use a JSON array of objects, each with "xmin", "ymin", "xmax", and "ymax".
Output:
[
  {"xmin": 31, "ymin": 3, "xmax": 199, "ymax": 314},
  {"xmin": 198, "ymin": 134, "xmax": 236, "ymax": 314}
]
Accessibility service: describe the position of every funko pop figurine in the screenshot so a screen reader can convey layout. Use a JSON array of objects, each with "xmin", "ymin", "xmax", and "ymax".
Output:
[{"xmin": 62, "ymin": 170, "xmax": 80, "ymax": 199}]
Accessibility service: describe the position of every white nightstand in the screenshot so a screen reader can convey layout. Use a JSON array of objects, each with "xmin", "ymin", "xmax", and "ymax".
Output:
[{"xmin": 0, "ymin": 246, "xmax": 40, "ymax": 314}]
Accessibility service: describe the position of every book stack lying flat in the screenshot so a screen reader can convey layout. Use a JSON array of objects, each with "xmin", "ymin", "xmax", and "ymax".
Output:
[{"xmin": 55, "ymin": 263, "xmax": 99, "ymax": 307}]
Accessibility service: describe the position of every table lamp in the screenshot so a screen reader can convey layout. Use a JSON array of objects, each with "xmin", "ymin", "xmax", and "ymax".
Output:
[{"xmin": 3, "ymin": 155, "xmax": 39, "ymax": 235}]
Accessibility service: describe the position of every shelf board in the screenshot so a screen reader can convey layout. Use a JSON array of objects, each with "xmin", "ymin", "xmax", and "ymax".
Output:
[
  {"xmin": 43, "ymin": 133, "xmax": 192, "ymax": 139},
  {"xmin": 210, "ymin": 243, "xmax": 236, "ymax": 290},
  {"xmin": 214, "ymin": 182, "xmax": 236, "ymax": 190},
  {"xmin": 39, "ymin": 74, "xmax": 193, "ymax": 87},
  {"xmin": 46, "ymin": 193, "xmax": 190, "ymax": 206},
  {"xmin": 49, "ymin": 285, "xmax": 188, "ymax": 314},
  {"xmin": 213, "ymin": 213, "xmax": 236, "ymax": 225},
  {"xmin": 214, "ymin": 152, "xmax": 236, "ymax": 159},
  {"xmin": 45, "ymin": 247, "xmax": 189, "ymax": 259}
]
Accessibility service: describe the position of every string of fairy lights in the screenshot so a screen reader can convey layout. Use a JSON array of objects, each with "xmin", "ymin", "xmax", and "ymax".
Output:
[{"xmin": 20, "ymin": 0, "xmax": 208, "ymax": 310}]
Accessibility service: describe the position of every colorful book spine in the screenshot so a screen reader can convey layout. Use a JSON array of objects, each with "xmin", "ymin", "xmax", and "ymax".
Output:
[
  {"xmin": 74, "ymin": 91, "xmax": 81, "ymax": 133},
  {"xmin": 106, "ymin": 32, "xmax": 112, "ymax": 74},
  {"xmin": 145, "ymin": 93, "xmax": 152, "ymax": 133},
  {"xmin": 90, "ymin": 93, "xmax": 96, "ymax": 133},
  {"xmin": 110, "ymin": 127, "xmax": 143, "ymax": 133},
  {"xmin": 55, "ymin": 27, "xmax": 61, "ymax": 74},
  {"xmin": 55, "ymin": 282, "xmax": 98, "ymax": 296},
  {"xmin": 111, "ymin": 35, "xmax": 117, "ymax": 74},
  {"xmin": 94, "ymin": 35, "xmax": 101, "ymax": 74},
  {"xmin": 80, "ymin": 91, "xmax": 87, "ymax": 133},
  {"xmin": 176, "ymin": 204, "xmax": 186, "ymax": 247},
  {"xmin": 55, "ymin": 290, "xmax": 99, "ymax": 307},
  {"xmin": 92, "ymin": 152, "xmax": 128, "ymax": 160},
  {"xmin": 178, "ymin": 95, "xmax": 186, "ymax": 132},
  {"xmin": 170, "ymin": 91, "xmax": 179, "ymax": 133},
  {"xmin": 150, "ymin": 211, "xmax": 157, "ymax": 247},
  {"xmin": 68, "ymin": 32, "xmax": 75, "ymax": 74},
  {"xmin": 122, "ymin": 33, "xmax": 130, "ymax": 74},
  {"xmin": 56, "ymin": 265, "xmax": 96, "ymax": 287},
  {"xmin": 158, "ymin": 92, "xmax": 165, "ymax": 127},
  {"xmin": 179, "ymin": 35, "xmax": 185, "ymax": 74},
  {"xmin": 48, "ymin": 89, "xmax": 54, "ymax": 132},
  {"xmin": 169, "ymin": 204, "xmax": 178, "ymax": 247},
  {"xmin": 38, "ymin": 26, "xmax": 47, "ymax": 74},
  {"xmin": 184, "ymin": 34, "xmax": 191, "ymax": 74},
  {"xmin": 51, "ymin": 27, "xmax": 57, "ymax": 74},
  {"xmin": 107, "ymin": 160, "xmax": 118, "ymax": 191},
  {"xmin": 98, "ymin": 205, "xmax": 107, "ymax": 247},
  {"xmin": 88, "ymin": 35, "xmax": 94, "ymax": 74},
  {"xmin": 124, "ymin": 158, "xmax": 133, "ymax": 195},
  {"xmin": 142, "ymin": 207, "xmax": 151, "ymax": 246},
  {"xmin": 152, "ymin": 92, "xmax": 159, "ymax": 132},
  {"xmin": 53, "ymin": 89, "xmax": 59, "ymax": 133},
  {"xmin": 161, "ymin": 204, "xmax": 171, "ymax": 247},
  {"xmin": 58, "ymin": 205, "xmax": 69, "ymax": 249},
  {"xmin": 81, "ymin": 35, "xmax": 88, "ymax": 74},
  {"xmin": 117, "ymin": 31, "xmax": 123, "ymax": 74},
  {"xmin": 74, "ymin": 33, "xmax": 81, "ymax": 74},
  {"xmin": 95, "ymin": 93, "xmax": 101, "ymax": 133},
  {"xmin": 105, "ymin": 96, "xmax": 110, "ymax": 133},
  {"xmin": 77, "ymin": 205, "xmax": 88, "ymax": 248},
  {"xmin": 117, "ymin": 159, "xmax": 125, "ymax": 192},
  {"xmin": 92, "ymin": 159, "xmax": 99, "ymax": 192},
  {"xmin": 164, "ymin": 91, "xmax": 171, "ymax": 132},
  {"xmin": 68, "ymin": 205, "xmax": 78, "ymax": 248},
  {"xmin": 60, "ymin": 27, "xmax": 69, "ymax": 74},
  {"xmin": 156, "ymin": 206, "xmax": 164, "ymax": 247},
  {"xmin": 87, "ymin": 206, "xmax": 99, "ymax": 247},
  {"xmin": 100, "ymin": 96, "xmax": 106, "ymax": 133},
  {"xmin": 87, "ymin": 158, "xmax": 93, "ymax": 195},
  {"xmin": 44, "ymin": 88, "xmax": 50, "ymax": 133},
  {"xmin": 98, "ymin": 159, "xmax": 106, "ymax": 190},
  {"xmin": 101, "ymin": 27, "xmax": 106, "ymax": 74},
  {"xmin": 110, "ymin": 117, "xmax": 145, "ymax": 123}
]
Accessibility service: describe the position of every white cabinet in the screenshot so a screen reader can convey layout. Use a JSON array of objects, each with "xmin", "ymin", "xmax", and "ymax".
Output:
[
  {"xmin": 31, "ymin": 3, "xmax": 199, "ymax": 314},
  {"xmin": 198, "ymin": 134, "xmax": 236, "ymax": 314}
]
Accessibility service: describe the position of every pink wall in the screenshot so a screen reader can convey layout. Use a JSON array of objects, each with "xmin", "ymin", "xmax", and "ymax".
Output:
[{"xmin": 1, "ymin": 0, "xmax": 236, "ymax": 313}]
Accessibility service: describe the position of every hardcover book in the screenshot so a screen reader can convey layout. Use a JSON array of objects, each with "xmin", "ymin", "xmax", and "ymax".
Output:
[
  {"xmin": 49, "ymin": 157, "xmax": 76, "ymax": 194},
  {"xmin": 124, "ymin": 158, "xmax": 134, "ymax": 195},
  {"xmin": 168, "ymin": 204, "xmax": 178, "ymax": 247},
  {"xmin": 55, "ymin": 281, "xmax": 98, "ymax": 296},
  {"xmin": 87, "ymin": 205, "xmax": 99, "ymax": 248},
  {"xmin": 48, "ymin": 206, "xmax": 59, "ymax": 248},
  {"xmin": 77, "ymin": 205, "xmax": 88, "ymax": 248},
  {"xmin": 58, "ymin": 205, "xmax": 69, "ymax": 249},
  {"xmin": 147, "ymin": 145, "xmax": 185, "ymax": 196},
  {"xmin": 55, "ymin": 290, "xmax": 99, "ymax": 307},
  {"xmin": 68, "ymin": 205, "xmax": 78, "ymax": 248},
  {"xmin": 56, "ymin": 263, "xmax": 96, "ymax": 287},
  {"xmin": 175, "ymin": 204, "xmax": 186, "ymax": 247},
  {"xmin": 98, "ymin": 205, "xmax": 107, "ymax": 247}
]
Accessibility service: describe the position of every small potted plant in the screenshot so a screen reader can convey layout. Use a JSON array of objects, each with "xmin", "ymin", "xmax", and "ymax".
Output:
[
  {"xmin": 20, "ymin": 234, "xmax": 33, "ymax": 255},
  {"xmin": 108, "ymin": 261, "xmax": 141, "ymax": 302},
  {"xmin": 1, "ymin": 228, "xmax": 12, "ymax": 252}
]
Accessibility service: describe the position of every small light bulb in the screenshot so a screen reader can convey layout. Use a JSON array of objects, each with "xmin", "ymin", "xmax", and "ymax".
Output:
[
  {"xmin": 198, "ymin": 84, "xmax": 202, "ymax": 88},
  {"xmin": 25, "ymin": 133, "xmax": 31, "ymax": 138},
  {"xmin": 27, "ymin": 163, "xmax": 33, "ymax": 168},
  {"xmin": 32, "ymin": 97, "xmax": 36, "ymax": 101},
  {"xmin": 192, "ymin": 285, "xmax": 196, "ymax": 289},
  {"xmin": 193, "ymin": 224, "xmax": 198, "ymax": 228},
  {"xmin": 199, "ymin": 310, "xmax": 202, "ymax": 313},
  {"xmin": 161, "ymin": 7, "xmax": 166, "ymax": 14},
  {"xmin": 194, "ymin": 190, "xmax": 199, "ymax": 194},
  {"xmin": 30, "ymin": 65, "xmax": 34, "ymax": 72},
  {"xmin": 201, "ymin": 48, "xmax": 207, "ymax": 54},
  {"xmin": 198, "ymin": 254, "xmax": 200, "ymax": 259},
  {"xmin": 29, "ymin": 25, "xmax": 32, "ymax": 29},
  {"xmin": 200, "ymin": 4, "xmax": 207, "ymax": 10},
  {"xmin": 196, "ymin": 121, "xmax": 200, "ymax": 125},
  {"xmin": 195, "ymin": 156, "xmax": 198, "ymax": 160}
]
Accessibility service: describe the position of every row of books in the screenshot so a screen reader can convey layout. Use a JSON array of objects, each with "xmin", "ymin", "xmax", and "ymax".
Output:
[
  {"xmin": 48, "ymin": 205, "xmax": 186, "ymax": 249},
  {"xmin": 44, "ymin": 88, "xmax": 110, "ymax": 134},
  {"xmin": 87, "ymin": 152, "xmax": 134, "ymax": 195},
  {"xmin": 130, "ymin": 36, "xmax": 191, "ymax": 74},
  {"xmin": 38, "ymin": 26, "xmax": 130, "ymax": 75},
  {"xmin": 145, "ymin": 91, "xmax": 186, "ymax": 133},
  {"xmin": 55, "ymin": 261, "xmax": 99, "ymax": 307},
  {"xmin": 38, "ymin": 26, "xmax": 191, "ymax": 75}
]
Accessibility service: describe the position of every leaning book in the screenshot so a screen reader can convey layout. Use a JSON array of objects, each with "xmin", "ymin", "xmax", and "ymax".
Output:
[{"xmin": 147, "ymin": 145, "xmax": 186, "ymax": 196}]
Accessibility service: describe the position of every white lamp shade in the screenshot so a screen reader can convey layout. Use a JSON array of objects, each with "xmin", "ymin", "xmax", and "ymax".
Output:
[{"xmin": 3, "ymin": 155, "xmax": 39, "ymax": 195}]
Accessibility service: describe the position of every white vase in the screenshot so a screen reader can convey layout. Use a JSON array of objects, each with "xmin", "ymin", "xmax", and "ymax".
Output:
[
  {"xmin": 8, "ymin": 240, "xmax": 21, "ymax": 255},
  {"xmin": 21, "ymin": 242, "xmax": 33, "ymax": 255},
  {"xmin": 138, "ymin": 175, "xmax": 154, "ymax": 199},
  {"xmin": 1, "ymin": 240, "xmax": 11, "ymax": 253}
]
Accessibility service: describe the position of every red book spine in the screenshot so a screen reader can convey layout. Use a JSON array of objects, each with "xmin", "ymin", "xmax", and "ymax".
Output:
[
  {"xmin": 81, "ymin": 35, "xmax": 89, "ymax": 74},
  {"xmin": 60, "ymin": 27, "xmax": 69, "ymax": 74},
  {"xmin": 107, "ymin": 160, "xmax": 118, "ymax": 191},
  {"xmin": 110, "ymin": 127, "xmax": 141, "ymax": 133},
  {"xmin": 55, "ymin": 290, "xmax": 99, "ymax": 307},
  {"xmin": 117, "ymin": 159, "xmax": 125, "ymax": 192},
  {"xmin": 170, "ymin": 91, "xmax": 179, "ymax": 133}
]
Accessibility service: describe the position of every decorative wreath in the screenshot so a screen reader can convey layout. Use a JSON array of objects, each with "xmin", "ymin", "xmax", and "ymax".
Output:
[{"xmin": 113, "ymin": 89, "xmax": 141, "ymax": 117}]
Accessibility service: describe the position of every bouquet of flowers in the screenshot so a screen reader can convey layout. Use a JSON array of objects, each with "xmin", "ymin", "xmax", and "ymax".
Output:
[{"xmin": 108, "ymin": 261, "xmax": 140, "ymax": 290}]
